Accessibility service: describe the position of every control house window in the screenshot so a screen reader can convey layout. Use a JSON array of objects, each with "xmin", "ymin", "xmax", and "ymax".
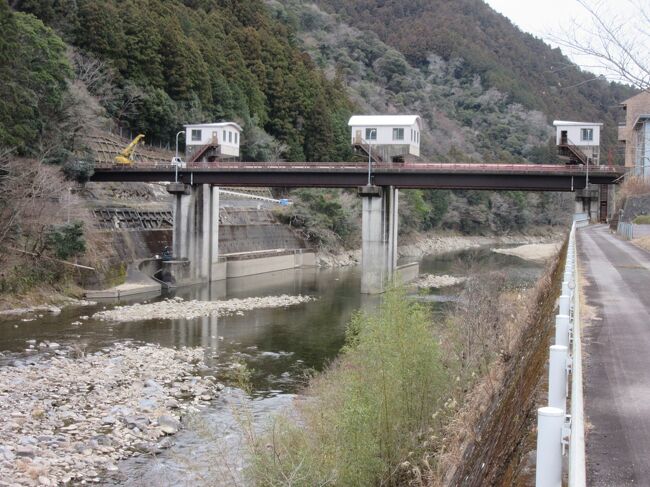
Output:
[
  {"xmin": 191, "ymin": 129, "xmax": 201, "ymax": 142},
  {"xmin": 393, "ymin": 128, "xmax": 404, "ymax": 141},
  {"xmin": 228, "ymin": 131, "xmax": 232, "ymax": 143},
  {"xmin": 235, "ymin": 133, "xmax": 238, "ymax": 144},
  {"xmin": 365, "ymin": 128, "xmax": 377, "ymax": 140},
  {"xmin": 581, "ymin": 128, "xmax": 593, "ymax": 142}
]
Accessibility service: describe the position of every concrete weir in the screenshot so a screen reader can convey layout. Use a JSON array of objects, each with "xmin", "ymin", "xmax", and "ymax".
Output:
[{"xmin": 165, "ymin": 182, "xmax": 416, "ymax": 293}]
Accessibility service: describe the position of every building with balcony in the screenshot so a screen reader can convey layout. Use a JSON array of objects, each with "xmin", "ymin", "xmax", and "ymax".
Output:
[{"xmin": 618, "ymin": 92, "xmax": 650, "ymax": 178}]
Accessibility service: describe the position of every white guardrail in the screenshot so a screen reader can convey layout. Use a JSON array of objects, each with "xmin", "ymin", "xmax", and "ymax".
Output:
[
  {"xmin": 536, "ymin": 220, "xmax": 586, "ymax": 487},
  {"xmin": 617, "ymin": 221, "xmax": 634, "ymax": 240}
]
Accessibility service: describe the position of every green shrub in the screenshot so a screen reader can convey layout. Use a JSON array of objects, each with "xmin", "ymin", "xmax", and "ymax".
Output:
[
  {"xmin": 247, "ymin": 287, "xmax": 450, "ymax": 486},
  {"xmin": 633, "ymin": 214, "xmax": 650, "ymax": 224},
  {"xmin": 0, "ymin": 260, "xmax": 66, "ymax": 294},
  {"xmin": 45, "ymin": 221, "xmax": 86, "ymax": 260}
]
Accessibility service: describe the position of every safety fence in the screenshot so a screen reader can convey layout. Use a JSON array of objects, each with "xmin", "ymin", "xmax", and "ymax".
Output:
[
  {"xmin": 617, "ymin": 221, "xmax": 634, "ymax": 240},
  {"xmin": 536, "ymin": 221, "xmax": 586, "ymax": 486}
]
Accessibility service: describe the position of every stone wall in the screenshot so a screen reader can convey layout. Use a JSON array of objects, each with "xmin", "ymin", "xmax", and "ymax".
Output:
[{"xmin": 621, "ymin": 193, "xmax": 650, "ymax": 222}]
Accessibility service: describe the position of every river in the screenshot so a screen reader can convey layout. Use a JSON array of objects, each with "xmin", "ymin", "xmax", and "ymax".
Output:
[{"xmin": 0, "ymin": 246, "xmax": 545, "ymax": 486}]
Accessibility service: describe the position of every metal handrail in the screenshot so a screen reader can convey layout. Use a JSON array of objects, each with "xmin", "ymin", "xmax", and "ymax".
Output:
[
  {"xmin": 92, "ymin": 160, "xmax": 626, "ymax": 174},
  {"xmin": 558, "ymin": 137, "xmax": 589, "ymax": 164}
]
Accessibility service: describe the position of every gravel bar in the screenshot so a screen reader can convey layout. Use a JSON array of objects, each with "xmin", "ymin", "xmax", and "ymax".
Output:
[{"xmin": 93, "ymin": 295, "xmax": 316, "ymax": 323}]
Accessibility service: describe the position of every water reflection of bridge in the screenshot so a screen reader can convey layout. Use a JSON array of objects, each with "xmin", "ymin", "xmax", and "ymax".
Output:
[{"xmin": 170, "ymin": 268, "xmax": 320, "ymax": 359}]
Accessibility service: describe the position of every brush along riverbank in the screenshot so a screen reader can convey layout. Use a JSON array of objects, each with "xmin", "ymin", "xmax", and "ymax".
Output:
[{"xmin": 245, "ymin": 245, "xmax": 563, "ymax": 486}]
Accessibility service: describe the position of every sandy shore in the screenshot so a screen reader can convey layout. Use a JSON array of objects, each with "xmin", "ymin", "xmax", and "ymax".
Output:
[
  {"xmin": 0, "ymin": 343, "xmax": 220, "ymax": 486},
  {"xmin": 492, "ymin": 242, "xmax": 561, "ymax": 263},
  {"xmin": 93, "ymin": 295, "xmax": 315, "ymax": 323}
]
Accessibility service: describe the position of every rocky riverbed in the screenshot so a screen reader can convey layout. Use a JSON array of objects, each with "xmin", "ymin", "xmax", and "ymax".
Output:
[
  {"xmin": 0, "ymin": 343, "xmax": 221, "ymax": 486},
  {"xmin": 93, "ymin": 295, "xmax": 315, "ymax": 323}
]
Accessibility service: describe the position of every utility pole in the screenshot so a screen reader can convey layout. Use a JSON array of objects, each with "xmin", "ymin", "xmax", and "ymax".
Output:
[
  {"xmin": 367, "ymin": 128, "xmax": 377, "ymax": 186},
  {"xmin": 175, "ymin": 130, "xmax": 185, "ymax": 183}
]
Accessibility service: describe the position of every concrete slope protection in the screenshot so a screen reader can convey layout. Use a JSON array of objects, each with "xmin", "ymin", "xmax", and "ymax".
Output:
[{"xmin": 578, "ymin": 225, "xmax": 650, "ymax": 486}]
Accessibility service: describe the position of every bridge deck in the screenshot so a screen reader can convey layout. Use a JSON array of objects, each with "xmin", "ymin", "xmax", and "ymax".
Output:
[{"xmin": 90, "ymin": 162, "xmax": 625, "ymax": 191}]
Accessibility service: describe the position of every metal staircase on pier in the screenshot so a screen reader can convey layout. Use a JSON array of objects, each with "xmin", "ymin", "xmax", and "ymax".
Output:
[
  {"xmin": 558, "ymin": 137, "xmax": 589, "ymax": 165},
  {"xmin": 353, "ymin": 139, "xmax": 385, "ymax": 163},
  {"xmin": 189, "ymin": 137, "xmax": 221, "ymax": 163}
]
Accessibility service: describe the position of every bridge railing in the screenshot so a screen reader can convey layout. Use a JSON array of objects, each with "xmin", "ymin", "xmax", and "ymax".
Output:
[
  {"xmin": 536, "ymin": 221, "xmax": 586, "ymax": 487},
  {"xmin": 92, "ymin": 160, "xmax": 626, "ymax": 175}
]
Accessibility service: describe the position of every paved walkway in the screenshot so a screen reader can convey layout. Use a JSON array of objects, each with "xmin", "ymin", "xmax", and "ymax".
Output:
[{"xmin": 578, "ymin": 224, "xmax": 650, "ymax": 486}]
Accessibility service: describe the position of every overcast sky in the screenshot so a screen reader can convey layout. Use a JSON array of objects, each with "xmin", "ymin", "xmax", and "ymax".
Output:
[{"xmin": 483, "ymin": 0, "xmax": 631, "ymax": 78}]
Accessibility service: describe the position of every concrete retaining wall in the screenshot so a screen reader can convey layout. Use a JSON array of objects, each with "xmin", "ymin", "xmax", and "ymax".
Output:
[
  {"xmin": 621, "ymin": 193, "xmax": 650, "ymax": 222},
  {"xmin": 395, "ymin": 262, "xmax": 419, "ymax": 284},
  {"xmin": 226, "ymin": 251, "xmax": 316, "ymax": 279},
  {"xmin": 219, "ymin": 224, "xmax": 305, "ymax": 254},
  {"xmin": 86, "ymin": 259, "xmax": 162, "ymax": 299}
]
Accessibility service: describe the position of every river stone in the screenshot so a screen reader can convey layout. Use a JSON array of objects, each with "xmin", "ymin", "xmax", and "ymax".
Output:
[
  {"xmin": 0, "ymin": 446, "xmax": 15, "ymax": 461},
  {"xmin": 15, "ymin": 445, "xmax": 36, "ymax": 457},
  {"xmin": 138, "ymin": 399, "xmax": 156, "ymax": 412},
  {"xmin": 164, "ymin": 399, "xmax": 179, "ymax": 409},
  {"xmin": 144, "ymin": 378, "xmax": 161, "ymax": 388},
  {"xmin": 157, "ymin": 415, "xmax": 181, "ymax": 435},
  {"xmin": 101, "ymin": 416, "xmax": 116, "ymax": 425}
]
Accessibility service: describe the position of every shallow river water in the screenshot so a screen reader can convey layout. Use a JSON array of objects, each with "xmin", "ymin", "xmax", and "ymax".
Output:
[{"xmin": 0, "ymin": 246, "xmax": 544, "ymax": 486}]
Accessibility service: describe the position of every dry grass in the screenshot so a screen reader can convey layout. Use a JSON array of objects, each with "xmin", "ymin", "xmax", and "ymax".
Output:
[
  {"xmin": 616, "ymin": 176, "xmax": 650, "ymax": 212},
  {"xmin": 410, "ymin": 286, "xmax": 536, "ymax": 487},
  {"xmin": 633, "ymin": 236, "xmax": 650, "ymax": 252}
]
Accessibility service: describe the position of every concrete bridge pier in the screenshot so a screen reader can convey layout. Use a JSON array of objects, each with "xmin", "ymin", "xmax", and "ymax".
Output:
[
  {"xmin": 359, "ymin": 185, "xmax": 399, "ymax": 294},
  {"xmin": 167, "ymin": 183, "xmax": 222, "ymax": 284}
]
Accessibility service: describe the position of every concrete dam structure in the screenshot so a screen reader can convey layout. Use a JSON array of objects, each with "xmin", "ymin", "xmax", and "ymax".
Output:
[
  {"xmin": 84, "ymin": 183, "xmax": 315, "ymax": 296},
  {"xmin": 164, "ymin": 183, "xmax": 315, "ymax": 287}
]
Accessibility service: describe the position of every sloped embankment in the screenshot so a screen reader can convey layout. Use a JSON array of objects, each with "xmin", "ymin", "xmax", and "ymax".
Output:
[{"xmin": 449, "ymin": 240, "xmax": 566, "ymax": 485}]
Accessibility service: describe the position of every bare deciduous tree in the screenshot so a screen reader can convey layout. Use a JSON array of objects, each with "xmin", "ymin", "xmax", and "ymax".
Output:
[
  {"xmin": 0, "ymin": 154, "xmax": 81, "ymax": 254},
  {"xmin": 551, "ymin": 0, "xmax": 650, "ymax": 91}
]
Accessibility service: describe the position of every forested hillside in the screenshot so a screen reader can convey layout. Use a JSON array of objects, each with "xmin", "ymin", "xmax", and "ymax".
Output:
[
  {"xmin": 0, "ymin": 0, "xmax": 637, "ymax": 250},
  {"xmin": 313, "ymin": 0, "xmax": 635, "ymax": 154},
  {"xmin": 4, "ymin": 0, "xmax": 353, "ymax": 162}
]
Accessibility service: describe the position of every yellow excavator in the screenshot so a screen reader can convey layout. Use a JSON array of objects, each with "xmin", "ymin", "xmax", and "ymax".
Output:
[{"xmin": 114, "ymin": 134, "xmax": 145, "ymax": 165}]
